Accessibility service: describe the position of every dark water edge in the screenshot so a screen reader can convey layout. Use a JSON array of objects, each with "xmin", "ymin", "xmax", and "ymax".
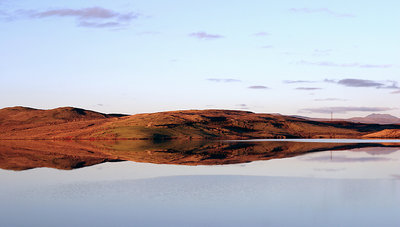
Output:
[{"xmin": 1, "ymin": 175, "xmax": 400, "ymax": 227}]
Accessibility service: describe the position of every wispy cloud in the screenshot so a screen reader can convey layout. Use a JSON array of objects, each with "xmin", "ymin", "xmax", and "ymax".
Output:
[
  {"xmin": 326, "ymin": 79, "xmax": 399, "ymax": 89},
  {"xmin": 299, "ymin": 60, "xmax": 393, "ymax": 68},
  {"xmin": 78, "ymin": 21, "xmax": 120, "ymax": 28},
  {"xmin": 248, "ymin": 85, "xmax": 269, "ymax": 89},
  {"xmin": 289, "ymin": 8, "xmax": 355, "ymax": 18},
  {"xmin": 253, "ymin": 32, "xmax": 270, "ymax": 36},
  {"xmin": 10, "ymin": 7, "xmax": 140, "ymax": 28},
  {"xmin": 189, "ymin": 32, "xmax": 223, "ymax": 40},
  {"xmin": 338, "ymin": 79, "xmax": 383, "ymax": 88},
  {"xmin": 236, "ymin": 104, "xmax": 247, "ymax": 107},
  {"xmin": 296, "ymin": 87, "xmax": 322, "ymax": 90},
  {"xmin": 31, "ymin": 7, "xmax": 138, "ymax": 20},
  {"xmin": 235, "ymin": 104, "xmax": 249, "ymax": 110},
  {"xmin": 299, "ymin": 106, "xmax": 393, "ymax": 114},
  {"xmin": 314, "ymin": 98, "xmax": 347, "ymax": 102},
  {"xmin": 207, "ymin": 78, "xmax": 241, "ymax": 83},
  {"xmin": 313, "ymin": 49, "xmax": 332, "ymax": 56}
]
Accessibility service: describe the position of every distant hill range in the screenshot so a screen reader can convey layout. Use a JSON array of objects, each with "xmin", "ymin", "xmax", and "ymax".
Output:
[
  {"xmin": 349, "ymin": 114, "xmax": 400, "ymax": 124},
  {"xmin": 1, "ymin": 106, "xmax": 400, "ymax": 140},
  {"xmin": 296, "ymin": 113, "xmax": 400, "ymax": 125}
]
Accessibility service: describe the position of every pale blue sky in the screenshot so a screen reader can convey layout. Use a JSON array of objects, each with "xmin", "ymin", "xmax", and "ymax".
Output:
[{"xmin": 1, "ymin": 0, "xmax": 399, "ymax": 117}]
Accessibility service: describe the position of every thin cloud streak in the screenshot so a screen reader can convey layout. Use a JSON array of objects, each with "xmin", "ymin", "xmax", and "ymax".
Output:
[
  {"xmin": 78, "ymin": 21, "xmax": 120, "ymax": 28},
  {"xmin": 284, "ymin": 80, "xmax": 316, "ymax": 84},
  {"xmin": 300, "ymin": 106, "xmax": 393, "ymax": 114},
  {"xmin": 326, "ymin": 79, "xmax": 399, "ymax": 89},
  {"xmin": 290, "ymin": 8, "xmax": 355, "ymax": 18},
  {"xmin": 300, "ymin": 60, "xmax": 393, "ymax": 68},
  {"xmin": 189, "ymin": 32, "xmax": 223, "ymax": 40},
  {"xmin": 296, "ymin": 87, "xmax": 322, "ymax": 90},
  {"xmin": 314, "ymin": 98, "xmax": 347, "ymax": 102},
  {"xmin": 338, "ymin": 79, "xmax": 384, "ymax": 88},
  {"xmin": 207, "ymin": 78, "xmax": 241, "ymax": 83},
  {"xmin": 248, "ymin": 85, "xmax": 269, "ymax": 89},
  {"xmin": 313, "ymin": 49, "xmax": 332, "ymax": 56},
  {"xmin": 235, "ymin": 104, "xmax": 249, "ymax": 110},
  {"xmin": 253, "ymin": 32, "xmax": 270, "ymax": 36},
  {"xmin": 11, "ymin": 7, "xmax": 140, "ymax": 28}
]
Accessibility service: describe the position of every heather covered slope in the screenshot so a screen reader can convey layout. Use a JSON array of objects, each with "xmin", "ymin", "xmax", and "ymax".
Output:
[
  {"xmin": 0, "ymin": 106, "xmax": 112, "ymax": 124},
  {"xmin": 85, "ymin": 109, "xmax": 400, "ymax": 139},
  {"xmin": 93, "ymin": 110, "xmax": 360, "ymax": 139},
  {"xmin": 1, "ymin": 107, "xmax": 400, "ymax": 139},
  {"xmin": 0, "ymin": 106, "xmax": 123, "ymax": 139},
  {"xmin": 363, "ymin": 129, "xmax": 400, "ymax": 138}
]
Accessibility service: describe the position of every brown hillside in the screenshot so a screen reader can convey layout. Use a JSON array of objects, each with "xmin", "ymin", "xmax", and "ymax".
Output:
[
  {"xmin": 0, "ymin": 106, "xmax": 113, "ymax": 124},
  {"xmin": 1, "ymin": 107, "xmax": 400, "ymax": 139},
  {"xmin": 0, "ymin": 106, "xmax": 122, "ymax": 139},
  {"xmin": 363, "ymin": 129, "xmax": 400, "ymax": 138}
]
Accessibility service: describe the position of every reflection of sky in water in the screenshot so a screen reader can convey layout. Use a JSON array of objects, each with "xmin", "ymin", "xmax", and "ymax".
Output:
[
  {"xmin": 1, "ymin": 175, "xmax": 400, "ymax": 227},
  {"xmin": 1, "ymin": 147, "xmax": 400, "ymax": 226}
]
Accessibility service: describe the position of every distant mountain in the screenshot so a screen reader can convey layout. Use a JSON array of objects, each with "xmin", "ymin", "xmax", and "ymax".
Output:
[
  {"xmin": 295, "ymin": 113, "xmax": 400, "ymax": 125},
  {"xmin": 349, "ymin": 114, "xmax": 400, "ymax": 124},
  {"xmin": 1, "ymin": 106, "xmax": 400, "ymax": 139}
]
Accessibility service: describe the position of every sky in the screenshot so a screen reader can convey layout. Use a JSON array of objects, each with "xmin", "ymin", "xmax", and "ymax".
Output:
[{"xmin": 0, "ymin": 0, "xmax": 399, "ymax": 118}]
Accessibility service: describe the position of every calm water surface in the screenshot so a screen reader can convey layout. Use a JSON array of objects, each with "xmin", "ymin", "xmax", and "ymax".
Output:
[{"xmin": 1, "ymin": 139, "xmax": 400, "ymax": 227}]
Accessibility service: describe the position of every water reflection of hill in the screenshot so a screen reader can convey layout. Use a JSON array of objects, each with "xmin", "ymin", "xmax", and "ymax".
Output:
[{"xmin": 1, "ymin": 140, "xmax": 400, "ymax": 171}]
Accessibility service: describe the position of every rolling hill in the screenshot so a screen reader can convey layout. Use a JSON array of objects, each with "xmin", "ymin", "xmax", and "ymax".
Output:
[{"xmin": 1, "ymin": 106, "xmax": 400, "ymax": 140}]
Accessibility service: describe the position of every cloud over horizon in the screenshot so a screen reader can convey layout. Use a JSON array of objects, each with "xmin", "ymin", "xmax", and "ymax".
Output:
[
  {"xmin": 299, "ymin": 106, "xmax": 393, "ymax": 114},
  {"xmin": 235, "ymin": 104, "xmax": 249, "ymax": 110}
]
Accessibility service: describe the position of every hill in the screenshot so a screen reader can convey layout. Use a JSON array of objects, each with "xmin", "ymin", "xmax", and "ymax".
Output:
[
  {"xmin": 1, "ymin": 106, "xmax": 400, "ymax": 139},
  {"xmin": 0, "ymin": 106, "xmax": 124, "ymax": 139},
  {"xmin": 296, "ymin": 113, "xmax": 400, "ymax": 125},
  {"xmin": 349, "ymin": 114, "xmax": 400, "ymax": 124}
]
